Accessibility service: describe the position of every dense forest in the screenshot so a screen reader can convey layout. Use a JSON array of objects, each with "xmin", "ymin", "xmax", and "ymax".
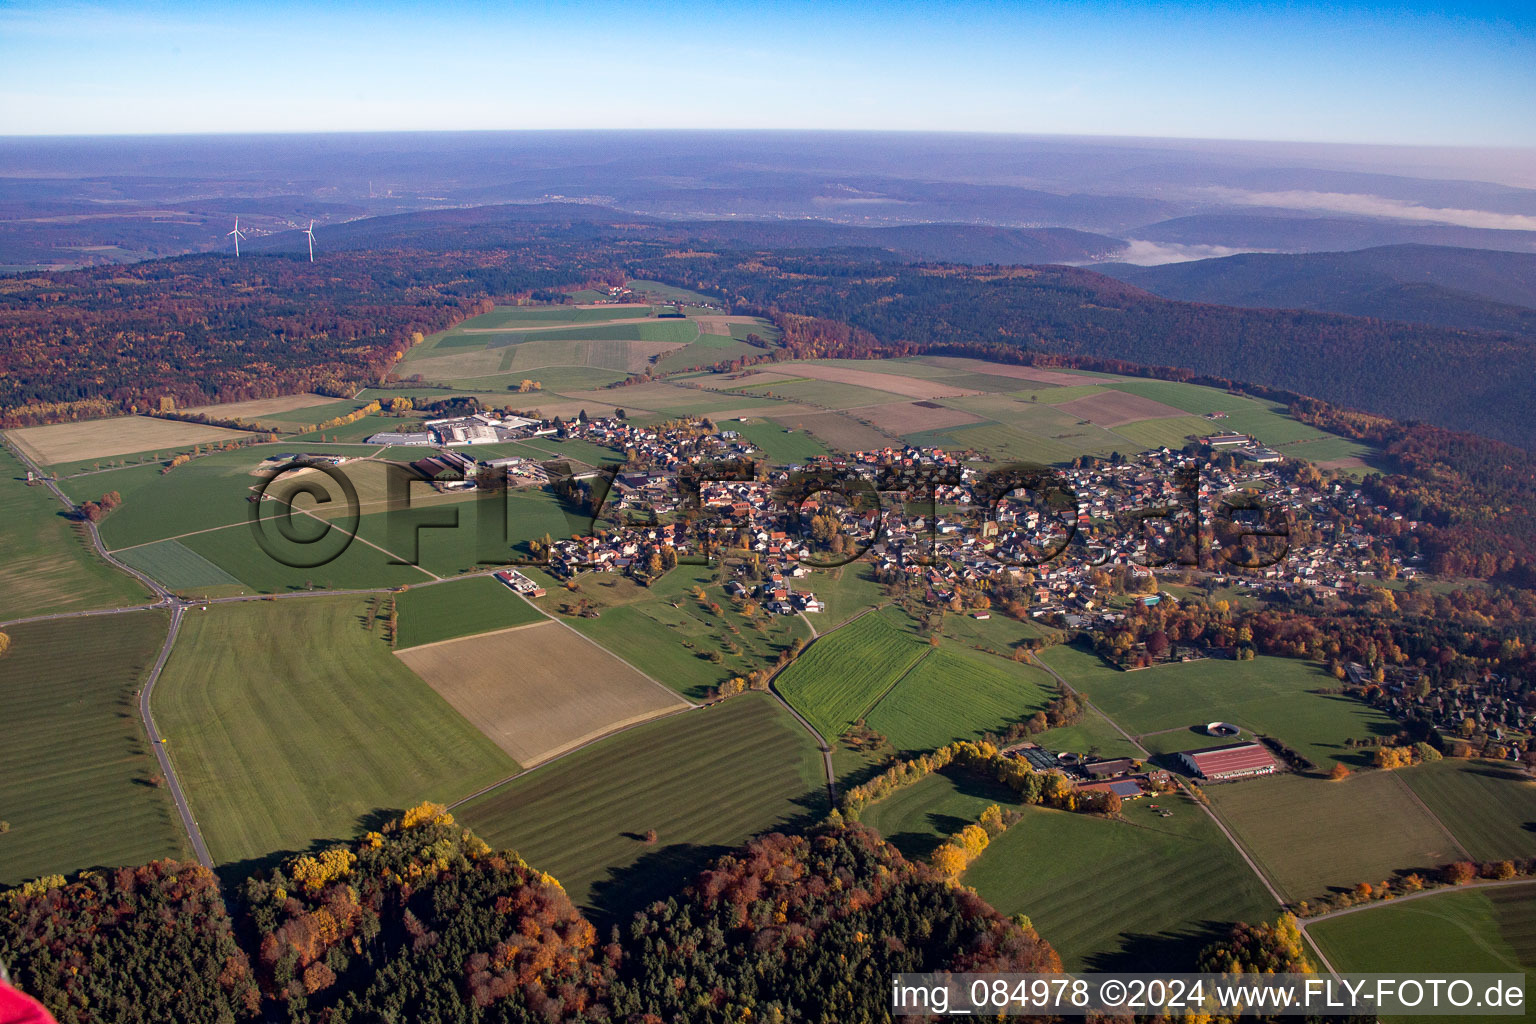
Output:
[
  {"xmin": 6, "ymin": 217, "xmax": 1536, "ymax": 449},
  {"xmin": 0, "ymin": 809, "xmax": 1063, "ymax": 1024},
  {"xmin": 0, "ymin": 249, "xmax": 614, "ymax": 427},
  {"xmin": 651, "ymin": 253, "xmax": 1536, "ymax": 449},
  {"xmin": 0, "ymin": 860, "xmax": 259, "ymax": 1024},
  {"xmin": 611, "ymin": 825, "xmax": 1059, "ymax": 1023}
]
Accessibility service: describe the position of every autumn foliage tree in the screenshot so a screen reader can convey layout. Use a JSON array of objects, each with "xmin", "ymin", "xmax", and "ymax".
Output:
[{"xmin": 0, "ymin": 860, "xmax": 260, "ymax": 1024}]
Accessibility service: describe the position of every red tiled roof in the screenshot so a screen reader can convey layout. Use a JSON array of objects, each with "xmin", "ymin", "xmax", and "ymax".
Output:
[{"xmin": 1186, "ymin": 743, "xmax": 1278, "ymax": 778}]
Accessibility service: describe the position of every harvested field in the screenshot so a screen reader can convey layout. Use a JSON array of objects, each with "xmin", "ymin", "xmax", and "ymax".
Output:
[
  {"xmin": 396, "ymin": 620, "xmax": 689, "ymax": 766},
  {"xmin": 6, "ymin": 416, "xmax": 255, "ymax": 466},
  {"xmin": 692, "ymin": 315, "xmax": 759, "ymax": 336},
  {"xmin": 1055, "ymin": 390, "xmax": 1190, "ymax": 427},
  {"xmin": 858, "ymin": 401, "xmax": 983, "ymax": 434},
  {"xmin": 787, "ymin": 363, "xmax": 982, "ymax": 399},
  {"xmin": 767, "ymin": 410, "xmax": 891, "ymax": 452},
  {"xmin": 918, "ymin": 357, "xmax": 1123, "ymax": 387},
  {"xmin": 179, "ymin": 393, "xmax": 335, "ymax": 419}
]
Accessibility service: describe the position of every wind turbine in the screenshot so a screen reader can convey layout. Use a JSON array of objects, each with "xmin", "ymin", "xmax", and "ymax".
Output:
[
  {"xmin": 302, "ymin": 220, "xmax": 316, "ymax": 262},
  {"xmin": 227, "ymin": 217, "xmax": 246, "ymax": 257}
]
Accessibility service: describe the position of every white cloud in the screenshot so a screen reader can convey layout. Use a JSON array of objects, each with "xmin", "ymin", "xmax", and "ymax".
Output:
[
  {"xmin": 1211, "ymin": 188, "xmax": 1536, "ymax": 231},
  {"xmin": 1110, "ymin": 240, "xmax": 1267, "ymax": 266}
]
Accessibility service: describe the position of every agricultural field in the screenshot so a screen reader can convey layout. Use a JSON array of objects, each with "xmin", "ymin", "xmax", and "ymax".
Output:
[
  {"xmin": 0, "ymin": 612, "xmax": 187, "ymax": 885},
  {"xmin": 59, "ymin": 456, "xmax": 258, "ymax": 550},
  {"xmin": 178, "ymin": 393, "xmax": 362, "ymax": 427},
  {"xmin": 810, "ymin": 563, "xmax": 889, "ymax": 627},
  {"xmin": 1206, "ymin": 770, "xmax": 1467, "ymax": 903},
  {"xmin": 394, "ymin": 575, "xmax": 545, "ymax": 649},
  {"xmin": 542, "ymin": 565, "xmax": 812, "ymax": 702},
  {"xmin": 862, "ymin": 646, "xmax": 1056, "ymax": 753},
  {"xmin": 859, "ymin": 400, "xmax": 983, "ymax": 434},
  {"xmin": 1309, "ymin": 885, "xmax": 1536, "ymax": 973},
  {"xmin": 1033, "ymin": 704, "xmax": 1146, "ymax": 761},
  {"xmin": 858, "ymin": 767, "xmax": 1021, "ymax": 861},
  {"xmin": 1401, "ymin": 758, "xmax": 1536, "ymax": 861},
  {"xmin": 1039, "ymin": 645, "xmax": 1397, "ymax": 769},
  {"xmin": 775, "ymin": 610, "xmax": 930, "ymax": 740},
  {"xmin": 0, "ymin": 445, "xmax": 151, "ymax": 620},
  {"xmin": 458, "ymin": 693, "xmax": 827, "ymax": 925},
  {"xmin": 768, "ymin": 409, "xmax": 892, "ymax": 454},
  {"xmin": 113, "ymin": 538, "xmax": 242, "ymax": 593},
  {"xmin": 395, "ymin": 619, "xmax": 688, "ymax": 766},
  {"xmin": 153, "ymin": 596, "xmax": 514, "ymax": 865},
  {"xmin": 728, "ymin": 418, "xmax": 831, "ymax": 464},
  {"xmin": 625, "ymin": 279, "xmax": 720, "ymax": 304},
  {"xmin": 965, "ymin": 797, "xmax": 1276, "ymax": 970},
  {"xmin": 6, "ymin": 416, "xmax": 257, "ymax": 467},
  {"xmin": 358, "ymin": 486, "xmax": 582, "ymax": 578},
  {"xmin": 396, "ymin": 303, "xmax": 779, "ymax": 393}
]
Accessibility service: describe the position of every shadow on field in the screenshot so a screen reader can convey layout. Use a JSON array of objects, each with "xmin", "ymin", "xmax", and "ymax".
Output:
[
  {"xmin": 1084, "ymin": 919, "xmax": 1234, "ymax": 973},
  {"xmin": 213, "ymin": 807, "xmax": 403, "ymax": 890},
  {"xmin": 586, "ymin": 789, "xmax": 829, "ymax": 930},
  {"xmin": 588, "ymin": 842, "xmax": 736, "ymax": 928}
]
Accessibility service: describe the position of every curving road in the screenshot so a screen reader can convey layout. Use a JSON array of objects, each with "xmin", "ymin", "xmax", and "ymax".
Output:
[{"xmin": 6, "ymin": 442, "xmax": 213, "ymax": 867}]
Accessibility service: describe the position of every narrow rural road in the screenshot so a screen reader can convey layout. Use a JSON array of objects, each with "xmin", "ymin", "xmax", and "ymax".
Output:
[
  {"xmin": 1024, "ymin": 648, "xmax": 1319, "ymax": 963},
  {"xmin": 5, "ymin": 442, "xmax": 214, "ymax": 866},
  {"xmin": 765, "ymin": 605, "xmax": 882, "ymax": 808},
  {"xmin": 1299, "ymin": 876, "xmax": 1536, "ymax": 926},
  {"xmin": 1026, "ymin": 650, "xmax": 1149, "ymax": 758},
  {"xmin": 137, "ymin": 602, "xmax": 213, "ymax": 868},
  {"xmin": 1293, "ymin": 876, "xmax": 1536, "ymax": 977}
]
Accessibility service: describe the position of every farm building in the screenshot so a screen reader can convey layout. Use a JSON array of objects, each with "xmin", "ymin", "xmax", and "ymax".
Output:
[
  {"xmin": 1178, "ymin": 742, "xmax": 1279, "ymax": 781},
  {"xmin": 366, "ymin": 431, "xmax": 434, "ymax": 445},
  {"xmin": 1077, "ymin": 778, "xmax": 1145, "ymax": 800},
  {"xmin": 1083, "ymin": 757, "xmax": 1136, "ymax": 780}
]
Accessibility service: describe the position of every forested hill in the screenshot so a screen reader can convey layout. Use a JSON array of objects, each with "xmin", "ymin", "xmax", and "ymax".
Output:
[
  {"xmin": 253, "ymin": 201, "xmax": 1122, "ymax": 265},
  {"xmin": 0, "ymin": 248, "xmax": 614, "ymax": 426},
  {"xmin": 1099, "ymin": 244, "xmax": 1536, "ymax": 335},
  {"xmin": 5, "ymin": 216, "xmax": 1536, "ymax": 447},
  {"xmin": 658, "ymin": 254, "xmax": 1536, "ymax": 449}
]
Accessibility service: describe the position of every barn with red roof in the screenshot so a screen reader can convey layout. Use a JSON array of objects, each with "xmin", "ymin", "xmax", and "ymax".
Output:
[{"xmin": 1178, "ymin": 741, "xmax": 1279, "ymax": 781}]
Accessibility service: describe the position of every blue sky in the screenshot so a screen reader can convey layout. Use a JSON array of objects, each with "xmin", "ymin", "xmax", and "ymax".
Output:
[{"xmin": 1, "ymin": 0, "xmax": 1532, "ymax": 145}]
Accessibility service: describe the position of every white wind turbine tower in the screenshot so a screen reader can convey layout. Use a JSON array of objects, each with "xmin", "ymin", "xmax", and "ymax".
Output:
[
  {"xmin": 302, "ymin": 220, "xmax": 317, "ymax": 262},
  {"xmin": 228, "ymin": 216, "xmax": 246, "ymax": 257}
]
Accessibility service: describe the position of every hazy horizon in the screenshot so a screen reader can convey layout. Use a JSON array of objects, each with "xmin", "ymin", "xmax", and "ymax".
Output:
[{"xmin": 2, "ymin": 1, "xmax": 1532, "ymax": 147}]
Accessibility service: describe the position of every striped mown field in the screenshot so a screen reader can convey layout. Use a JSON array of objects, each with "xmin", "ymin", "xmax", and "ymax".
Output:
[
  {"xmin": 459, "ymin": 693, "xmax": 827, "ymax": 926},
  {"xmin": 0, "ymin": 612, "xmax": 188, "ymax": 884}
]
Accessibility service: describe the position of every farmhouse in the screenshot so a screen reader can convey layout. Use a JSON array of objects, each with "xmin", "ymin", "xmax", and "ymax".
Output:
[{"xmin": 1178, "ymin": 742, "xmax": 1279, "ymax": 781}]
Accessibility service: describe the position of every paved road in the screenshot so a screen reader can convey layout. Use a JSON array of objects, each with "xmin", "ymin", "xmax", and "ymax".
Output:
[
  {"xmin": 1300, "ymin": 876, "xmax": 1536, "ymax": 926},
  {"xmin": 765, "ymin": 604, "xmax": 881, "ymax": 808},
  {"xmin": 137, "ymin": 603, "xmax": 213, "ymax": 867},
  {"xmin": 6, "ymin": 442, "xmax": 214, "ymax": 867},
  {"xmin": 1293, "ymin": 876, "xmax": 1536, "ymax": 976},
  {"xmin": 1027, "ymin": 650, "xmax": 1150, "ymax": 758}
]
